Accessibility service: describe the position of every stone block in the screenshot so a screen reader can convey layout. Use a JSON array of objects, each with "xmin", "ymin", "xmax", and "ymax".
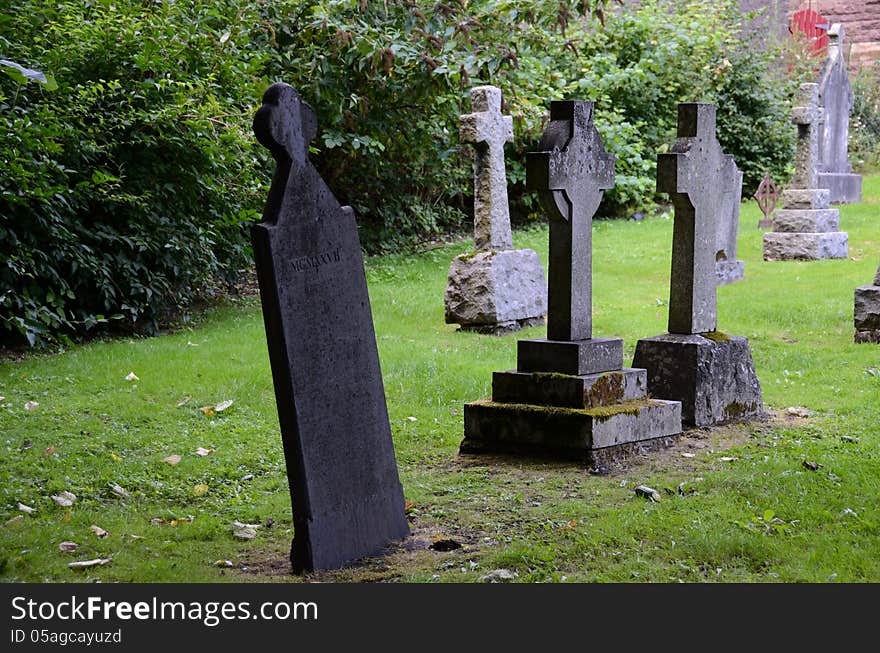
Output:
[
  {"xmin": 632, "ymin": 333, "xmax": 764, "ymax": 427},
  {"xmin": 461, "ymin": 398, "xmax": 682, "ymax": 461},
  {"xmin": 492, "ymin": 368, "xmax": 647, "ymax": 408},
  {"xmin": 817, "ymin": 172, "xmax": 862, "ymax": 204},
  {"xmin": 854, "ymin": 285, "xmax": 880, "ymax": 332},
  {"xmin": 781, "ymin": 188, "xmax": 830, "ymax": 209},
  {"xmin": 444, "ymin": 248, "xmax": 547, "ymax": 330},
  {"xmin": 517, "ymin": 337, "xmax": 623, "ymax": 375},
  {"xmin": 762, "ymin": 231, "xmax": 848, "ymax": 261},
  {"xmin": 772, "ymin": 208, "xmax": 839, "ymax": 233}
]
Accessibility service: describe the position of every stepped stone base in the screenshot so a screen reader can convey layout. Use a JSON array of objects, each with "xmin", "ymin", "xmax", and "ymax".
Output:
[
  {"xmin": 855, "ymin": 284, "xmax": 880, "ymax": 344},
  {"xmin": 461, "ymin": 398, "xmax": 681, "ymax": 462},
  {"xmin": 517, "ymin": 337, "xmax": 623, "ymax": 376},
  {"xmin": 773, "ymin": 208, "xmax": 839, "ymax": 232},
  {"xmin": 445, "ymin": 248, "xmax": 547, "ymax": 333},
  {"xmin": 781, "ymin": 188, "xmax": 830, "ymax": 209},
  {"xmin": 763, "ymin": 231, "xmax": 848, "ymax": 260},
  {"xmin": 818, "ymin": 172, "xmax": 862, "ymax": 204},
  {"xmin": 632, "ymin": 333, "xmax": 764, "ymax": 428}
]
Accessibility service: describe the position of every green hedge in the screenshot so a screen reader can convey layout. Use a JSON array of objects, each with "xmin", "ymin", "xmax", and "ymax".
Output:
[{"xmin": 1, "ymin": 0, "xmax": 799, "ymax": 346}]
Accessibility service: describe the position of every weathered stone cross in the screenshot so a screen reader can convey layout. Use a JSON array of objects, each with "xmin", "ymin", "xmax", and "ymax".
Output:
[
  {"xmin": 460, "ymin": 86, "xmax": 514, "ymax": 251},
  {"xmin": 658, "ymin": 103, "xmax": 737, "ymax": 335},
  {"xmin": 791, "ymin": 83, "xmax": 822, "ymax": 190},
  {"xmin": 526, "ymin": 100, "xmax": 614, "ymax": 342}
]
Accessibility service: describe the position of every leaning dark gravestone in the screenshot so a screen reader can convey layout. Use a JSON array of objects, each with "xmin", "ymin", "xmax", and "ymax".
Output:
[
  {"xmin": 633, "ymin": 104, "xmax": 763, "ymax": 428},
  {"xmin": 460, "ymin": 101, "xmax": 681, "ymax": 463},
  {"xmin": 251, "ymin": 83, "xmax": 408, "ymax": 572},
  {"xmin": 854, "ymin": 263, "xmax": 880, "ymax": 344}
]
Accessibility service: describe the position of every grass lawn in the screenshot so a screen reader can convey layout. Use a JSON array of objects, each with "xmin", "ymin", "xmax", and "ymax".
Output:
[{"xmin": 2, "ymin": 175, "xmax": 879, "ymax": 583}]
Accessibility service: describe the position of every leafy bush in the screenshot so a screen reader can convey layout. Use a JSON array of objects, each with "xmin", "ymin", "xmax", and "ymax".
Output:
[
  {"xmin": 851, "ymin": 65, "xmax": 880, "ymax": 172},
  {"xmin": 1, "ymin": 0, "xmax": 800, "ymax": 346}
]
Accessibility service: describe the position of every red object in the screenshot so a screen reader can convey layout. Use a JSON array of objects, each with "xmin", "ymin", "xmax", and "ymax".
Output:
[{"xmin": 791, "ymin": 8, "xmax": 830, "ymax": 57}]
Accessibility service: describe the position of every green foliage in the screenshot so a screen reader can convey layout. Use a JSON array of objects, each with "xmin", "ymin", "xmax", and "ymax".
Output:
[
  {"xmin": 851, "ymin": 65, "xmax": 880, "ymax": 172},
  {"xmin": 2, "ymin": 0, "xmax": 800, "ymax": 346}
]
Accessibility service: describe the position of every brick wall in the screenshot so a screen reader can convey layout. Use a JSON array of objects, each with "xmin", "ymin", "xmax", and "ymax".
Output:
[{"xmin": 789, "ymin": 0, "xmax": 880, "ymax": 69}]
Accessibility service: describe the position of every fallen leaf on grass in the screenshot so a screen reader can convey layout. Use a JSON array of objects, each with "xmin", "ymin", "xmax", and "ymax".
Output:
[
  {"xmin": 110, "ymin": 483, "xmax": 130, "ymax": 498},
  {"xmin": 176, "ymin": 396, "xmax": 191, "ymax": 407},
  {"xmin": 125, "ymin": 372, "xmax": 139, "ymax": 382},
  {"xmin": 109, "ymin": 452, "xmax": 123, "ymax": 462},
  {"xmin": 719, "ymin": 456, "xmax": 737, "ymax": 462},
  {"xmin": 163, "ymin": 454, "xmax": 182, "ymax": 466},
  {"xmin": 18, "ymin": 502, "xmax": 36, "ymax": 515},
  {"xmin": 51, "ymin": 491, "xmax": 77, "ymax": 507},
  {"xmin": 24, "ymin": 401, "xmax": 39, "ymax": 411},
  {"xmin": 404, "ymin": 501, "xmax": 416, "ymax": 513},
  {"xmin": 233, "ymin": 523, "xmax": 257, "ymax": 540},
  {"xmin": 68, "ymin": 558, "xmax": 111, "ymax": 569},
  {"xmin": 193, "ymin": 447, "xmax": 213, "ymax": 456},
  {"xmin": 90, "ymin": 525, "xmax": 109, "ymax": 538},
  {"xmin": 214, "ymin": 400, "xmax": 233, "ymax": 412},
  {"xmin": 681, "ymin": 452, "xmax": 696, "ymax": 458},
  {"xmin": 0, "ymin": 396, "xmax": 5, "ymax": 403},
  {"xmin": 214, "ymin": 560, "xmax": 234, "ymax": 568},
  {"xmin": 3, "ymin": 515, "xmax": 24, "ymax": 527},
  {"xmin": 170, "ymin": 516, "xmax": 194, "ymax": 527},
  {"xmin": 428, "ymin": 538, "xmax": 461, "ymax": 552},
  {"xmin": 199, "ymin": 405, "xmax": 215, "ymax": 416},
  {"xmin": 803, "ymin": 460, "xmax": 821, "ymax": 471},
  {"xmin": 635, "ymin": 485, "xmax": 661, "ymax": 502},
  {"xmin": 43, "ymin": 446, "xmax": 56, "ymax": 456},
  {"xmin": 58, "ymin": 541, "xmax": 78, "ymax": 553},
  {"xmin": 150, "ymin": 518, "xmax": 166, "ymax": 525},
  {"xmin": 786, "ymin": 406, "xmax": 811, "ymax": 418},
  {"xmin": 480, "ymin": 568, "xmax": 516, "ymax": 583},
  {"xmin": 406, "ymin": 416, "xmax": 417, "ymax": 422},
  {"xmin": 192, "ymin": 484, "xmax": 209, "ymax": 497}
]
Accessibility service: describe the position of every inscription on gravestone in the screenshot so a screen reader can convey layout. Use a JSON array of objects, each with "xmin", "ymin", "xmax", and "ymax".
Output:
[{"xmin": 251, "ymin": 83, "xmax": 408, "ymax": 572}]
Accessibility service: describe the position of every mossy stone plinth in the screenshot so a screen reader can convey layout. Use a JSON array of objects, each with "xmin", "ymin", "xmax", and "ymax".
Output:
[{"xmin": 492, "ymin": 368, "xmax": 646, "ymax": 408}]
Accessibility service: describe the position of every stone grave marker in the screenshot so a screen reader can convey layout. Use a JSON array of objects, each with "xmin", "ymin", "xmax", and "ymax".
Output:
[
  {"xmin": 633, "ymin": 103, "xmax": 763, "ymax": 427},
  {"xmin": 251, "ymin": 83, "xmax": 408, "ymax": 572},
  {"xmin": 754, "ymin": 172, "xmax": 779, "ymax": 230},
  {"xmin": 460, "ymin": 100, "xmax": 681, "ymax": 463},
  {"xmin": 715, "ymin": 164, "xmax": 744, "ymax": 286},
  {"xmin": 854, "ymin": 262, "xmax": 880, "ymax": 343},
  {"xmin": 817, "ymin": 24, "xmax": 862, "ymax": 204},
  {"xmin": 763, "ymin": 84, "xmax": 849, "ymax": 261},
  {"xmin": 444, "ymin": 86, "xmax": 547, "ymax": 334}
]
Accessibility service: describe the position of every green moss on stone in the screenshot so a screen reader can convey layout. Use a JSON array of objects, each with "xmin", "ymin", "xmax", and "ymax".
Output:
[
  {"xmin": 533, "ymin": 372, "xmax": 580, "ymax": 382},
  {"xmin": 702, "ymin": 330, "xmax": 732, "ymax": 343},
  {"xmin": 457, "ymin": 249, "xmax": 496, "ymax": 262},
  {"xmin": 472, "ymin": 397, "xmax": 651, "ymax": 423}
]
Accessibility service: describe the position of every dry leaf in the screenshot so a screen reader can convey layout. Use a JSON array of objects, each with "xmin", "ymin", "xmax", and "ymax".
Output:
[
  {"xmin": 3, "ymin": 515, "xmax": 24, "ymax": 527},
  {"xmin": 233, "ymin": 527, "xmax": 257, "ymax": 540},
  {"xmin": 150, "ymin": 518, "xmax": 166, "ymax": 525},
  {"xmin": 0, "ymin": 396, "xmax": 5, "ymax": 403},
  {"xmin": 233, "ymin": 520, "xmax": 260, "ymax": 530},
  {"xmin": 681, "ymin": 452, "xmax": 696, "ymax": 458},
  {"xmin": 719, "ymin": 456, "xmax": 737, "ymax": 462},
  {"xmin": 404, "ymin": 501, "xmax": 416, "ymax": 512},
  {"xmin": 128, "ymin": 534, "xmax": 143, "ymax": 540},
  {"xmin": 109, "ymin": 452, "xmax": 123, "ymax": 462},
  {"xmin": 786, "ymin": 406, "xmax": 811, "ymax": 418},
  {"xmin": 406, "ymin": 416, "xmax": 417, "ymax": 422},
  {"xmin": 51, "ymin": 491, "xmax": 77, "ymax": 507},
  {"xmin": 110, "ymin": 483, "xmax": 129, "ymax": 498},
  {"xmin": 125, "ymin": 372, "xmax": 139, "ymax": 382},
  {"xmin": 43, "ymin": 446, "xmax": 56, "ymax": 456},
  {"xmin": 176, "ymin": 396, "xmax": 191, "ymax": 407},
  {"xmin": 635, "ymin": 485, "xmax": 661, "ymax": 502},
  {"xmin": 68, "ymin": 557, "xmax": 111, "ymax": 569},
  {"xmin": 170, "ymin": 516, "xmax": 194, "ymax": 527},
  {"xmin": 803, "ymin": 460, "xmax": 821, "ymax": 471},
  {"xmin": 214, "ymin": 560, "xmax": 234, "ymax": 567},
  {"xmin": 193, "ymin": 484, "xmax": 209, "ymax": 497},
  {"xmin": 163, "ymin": 454, "xmax": 182, "ymax": 466},
  {"xmin": 194, "ymin": 447, "xmax": 213, "ymax": 456},
  {"xmin": 59, "ymin": 541, "xmax": 78, "ymax": 553},
  {"xmin": 214, "ymin": 399, "xmax": 233, "ymax": 412},
  {"xmin": 90, "ymin": 525, "xmax": 109, "ymax": 538},
  {"xmin": 18, "ymin": 502, "xmax": 36, "ymax": 515},
  {"xmin": 199, "ymin": 405, "xmax": 215, "ymax": 416},
  {"xmin": 24, "ymin": 401, "xmax": 39, "ymax": 411}
]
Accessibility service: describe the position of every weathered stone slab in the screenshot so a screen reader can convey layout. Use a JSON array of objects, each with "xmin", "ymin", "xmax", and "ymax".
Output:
[
  {"xmin": 817, "ymin": 172, "xmax": 862, "ymax": 204},
  {"xmin": 658, "ymin": 104, "xmax": 736, "ymax": 334},
  {"xmin": 715, "ymin": 168, "xmax": 744, "ymax": 287},
  {"xmin": 492, "ymin": 368, "xmax": 647, "ymax": 408},
  {"xmin": 854, "ymin": 285, "xmax": 880, "ymax": 331},
  {"xmin": 782, "ymin": 188, "xmax": 830, "ymax": 209},
  {"xmin": 517, "ymin": 337, "xmax": 623, "ymax": 376},
  {"xmin": 773, "ymin": 208, "xmax": 840, "ymax": 233},
  {"xmin": 444, "ymin": 249, "xmax": 547, "ymax": 330},
  {"xmin": 251, "ymin": 83, "xmax": 408, "ymax": 573},
  {"xmin": 716, "ymin": 260, "xmax": 745, "ymax": 287},
  {"xmin": 461, "ymin": 398, "xmax": 682, "ymax": 459},
  {"xmin": 632, "ymin": 333, "xmax": 764, "ymax": 427},
  {"xmin": 762, "ymin": 231, "xmax": 848, "ymax": 260}
]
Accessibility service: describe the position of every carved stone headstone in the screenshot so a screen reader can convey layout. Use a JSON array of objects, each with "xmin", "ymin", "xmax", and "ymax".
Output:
[
  {"xmin": 763, "ymin": 84, "xmax": 849, "ymax": 261},
  {"xmin": 251, "ymin": 83, "xmax": 408, "ymax": 572},
  {"xmin": 715, "ymin": 167, "xmax": 745, "ymax": 286},
  {"xmin": 444, "ymin": 86, "xmax": 547, "ymax": 334},
  {"xmin": 817, "ymin": 24, "xmax": 862, "ymax": 204},
  {"xmin": 754, "ymin": 172, "xmax": 780, "ymax": 230},
  {"xmin": 461, "ymin": 100, "xmax": 681, "ymax": 463},
  {"xmin": 633, "ymin": 104, "xmax": 763, "ymax": 427},
  {"xmin": 854, "ymin": 262, "xmax": 880, "ymax": 343}
]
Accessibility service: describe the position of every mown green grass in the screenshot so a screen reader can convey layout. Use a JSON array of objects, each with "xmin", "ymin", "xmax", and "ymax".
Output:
[{"xmin": 1, "ymin": 175, "xmax": 879, "ymax": 583}]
